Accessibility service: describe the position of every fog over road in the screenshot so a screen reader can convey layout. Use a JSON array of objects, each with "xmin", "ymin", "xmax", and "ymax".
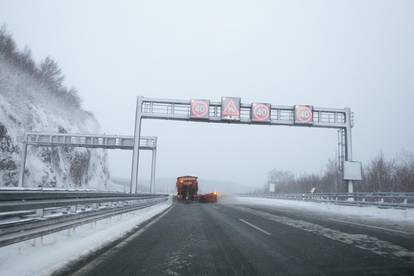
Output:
[{"xmin": 61, "ymin": 200, "xmax": 414, "ymax": 276}]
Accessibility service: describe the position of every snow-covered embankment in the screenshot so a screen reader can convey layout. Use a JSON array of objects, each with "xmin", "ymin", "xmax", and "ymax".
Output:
[{"xmin": 0, "ymin": 199, "xmax": 172, "ymax": 276}]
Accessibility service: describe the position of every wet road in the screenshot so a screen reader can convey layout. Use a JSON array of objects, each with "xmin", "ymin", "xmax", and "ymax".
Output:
[{"xmin": 65, "ymin": 201, "xmax": 414, "ymax": 275}]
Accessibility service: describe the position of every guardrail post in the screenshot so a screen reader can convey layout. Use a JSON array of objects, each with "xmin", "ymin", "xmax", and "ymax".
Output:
[{"xmin": 131, "ymin": 96, "xmax": 143, "ymax": 194}]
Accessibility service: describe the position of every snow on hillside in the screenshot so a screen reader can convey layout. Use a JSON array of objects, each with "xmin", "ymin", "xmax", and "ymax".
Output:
[{"xmin": 0, "ymin": 54, "xmax": 109, "ymax": 189}]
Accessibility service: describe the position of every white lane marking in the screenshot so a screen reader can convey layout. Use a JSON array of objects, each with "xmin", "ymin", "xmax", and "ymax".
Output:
[
  {"xmin": 212, "ymin": 205, "xmax": 219, "ymax": 210},
  {"xmin": 235, "ymin": 206, "xmax": 414, "ymax": 262},
  {"xmin": 239, "ymin": 219, "xmax": 271, "ymax": 236},
  {"xmin": 328, "ymin": 218, "xmax": 411, "ymax": 235}
]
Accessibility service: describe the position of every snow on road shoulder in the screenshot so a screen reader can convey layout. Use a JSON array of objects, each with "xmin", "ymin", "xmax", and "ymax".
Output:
[
  {"xmin": 0, "ymin": 200, "xmax": 172, "ymax": 276},
  {"xmin": 232, "ymin": 196, "xmax": 414, "ymax": 232}
]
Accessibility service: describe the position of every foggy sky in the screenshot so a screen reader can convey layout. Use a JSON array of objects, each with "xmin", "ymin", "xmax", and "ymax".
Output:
[{"xmin": 1, "ymin": 0, "xmax": 413, "ymax": 190}]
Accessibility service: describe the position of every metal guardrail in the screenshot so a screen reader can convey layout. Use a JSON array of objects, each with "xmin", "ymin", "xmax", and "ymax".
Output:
[
  {"xmin": 0, "ymin": 190, "xmax": 165, "ymax": 212},
  {"xmin": 240, "ymin": 193, "xmax": 414, "ymax": 208},
  {"xmin": 0, "ymin": 191, "xmax": 169, "ymax": 247}
]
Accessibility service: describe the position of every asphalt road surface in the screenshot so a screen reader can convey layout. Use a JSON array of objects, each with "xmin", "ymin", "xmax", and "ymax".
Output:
[{"xmin": 63, "ymin": 201, "xmax": 414, "ymax": 276}]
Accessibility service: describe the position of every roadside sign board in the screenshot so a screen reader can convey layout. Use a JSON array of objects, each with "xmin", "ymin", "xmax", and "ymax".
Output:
[
  {"xmin": 295, "ymin": 105, "xmax": 313, "ymax": 125},
  {"xmin": 221, "ymin": 97, "xmax": 241, "ymax": 121},
  {"xmin": 343, "ymin": 161, "xmax": 362, "ymax": 181},
  {"xmin": 190, "ymin": 99, "xmax": 210, "ymax": 119},
  {"xmin": 251, "ymin": 103, "xmax": 271, "ymax": 123}
]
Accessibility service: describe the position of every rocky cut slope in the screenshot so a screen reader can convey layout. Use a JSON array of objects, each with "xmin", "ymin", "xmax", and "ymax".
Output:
[{"xmin": 0, "ymin": 29, "xmax": 109, "ymax": 189}]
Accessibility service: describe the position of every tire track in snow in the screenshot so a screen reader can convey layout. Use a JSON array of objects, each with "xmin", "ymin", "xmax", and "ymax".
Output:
[{"xmin": 235, "ymin": 206, "xmax": 414, "ymax": 263}]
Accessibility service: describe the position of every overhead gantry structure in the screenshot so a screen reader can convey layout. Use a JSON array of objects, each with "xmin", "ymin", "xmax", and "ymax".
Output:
[
  {"xmin": 131, "ymin": 96, "xmax": 358, "ymax": 194},
  {"xmin": 19, "ymin": 132, "xmax": 158, "ymax": 193}
]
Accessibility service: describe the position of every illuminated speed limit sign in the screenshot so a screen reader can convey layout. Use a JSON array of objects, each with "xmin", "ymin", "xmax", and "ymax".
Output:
[
  {"xmin": 190, "ymin": 99, "xmax": 210, "ymax": 119},
  {"xmin": 295, "ymin": 105, "xmax": 313, "ymax": 125},
  {"xmin": 251, "ymin": 103, "xmax": 271, "ymax": 122}
]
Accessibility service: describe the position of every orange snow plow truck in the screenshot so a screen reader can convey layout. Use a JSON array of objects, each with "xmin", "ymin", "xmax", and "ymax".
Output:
[
  {"xmin": 176, "ymin": 176, "xmax": 198, "ymax": 201},
  {"xmin": 175, "ymin": 176, "xmax": 218, "ymax": 203}
]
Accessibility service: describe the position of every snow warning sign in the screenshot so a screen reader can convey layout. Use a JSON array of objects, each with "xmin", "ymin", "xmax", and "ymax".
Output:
[{"xmin": 221, "ymin": 97, "xmax": 241, "ymax": 121}]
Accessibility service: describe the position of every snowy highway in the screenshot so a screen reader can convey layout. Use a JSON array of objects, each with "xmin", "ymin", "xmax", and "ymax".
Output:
[
  {"xmin": 58, "ymin": 198, "xmax": 414, "ymax": 276},
  {"xmin": 2, "ymin": 2, "xmax": 414, "ymax": 275}
]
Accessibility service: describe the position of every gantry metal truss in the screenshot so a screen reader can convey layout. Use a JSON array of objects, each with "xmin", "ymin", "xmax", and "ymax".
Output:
[
  {"xmin": 23, "ymin": 132, "xmax": 156, "ymax": 150},
  {"xmin": 19, "ymin": 132, "xmax": 158, "ymax": 193},
  {"xmin": 337, "ymin": 129, "xmax": 346, "ymax": 172},
  {"xmin": 140, "ymin": 98, "xmax": 349, "ymax": 128},
  {"xmin": 131, "ymin": 96, "xmax": 355, "ymax": 194}
]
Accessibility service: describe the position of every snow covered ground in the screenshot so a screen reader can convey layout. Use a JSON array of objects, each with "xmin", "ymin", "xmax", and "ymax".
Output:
[
  {"xmin": 0, "ymin": 199, "xmax": 172, "ymax": 276},
  {"xmin": 230, "ymin": 196, "xmax": 414, "ymax": 234}
]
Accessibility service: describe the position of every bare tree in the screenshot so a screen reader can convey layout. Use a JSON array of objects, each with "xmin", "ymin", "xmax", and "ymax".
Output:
[
  {"xmin": 0, "ymin": 25, "xmax": 16, "ymax": 57},
  {"xmin": 267, "ymin": 151, "xmax": 414, "ymax": 193},
  {"xmin": 39, "ymin": 57, "xmax": 64, "ymax": 89},
  {"xmin": 362, "ymin": 152, "xmax": 395, "ymax": 192},
  {"xmin": 0, "ymin": 26, "xmax": 82, "ymax": 108}
]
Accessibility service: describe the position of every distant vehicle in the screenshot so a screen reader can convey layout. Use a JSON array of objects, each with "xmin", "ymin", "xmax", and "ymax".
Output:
[
  {"xmin": 175, "ymin": 176, "xmax": 218, "ymax": 203},
  {"xmin": 176, "ymin": 176, "xmax": 198, "ymax": 201}
]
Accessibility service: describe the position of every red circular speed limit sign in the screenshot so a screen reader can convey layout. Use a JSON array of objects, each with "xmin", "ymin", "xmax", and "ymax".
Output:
[
  {"xmin": 190, "ymin": 99, "xmax": 209, "ymax": 119},
  {"xmin": 295, "ymin": 105, "xmax": 313, "ymax": 124},
  {"xmin": 251, "ymin": 103, "xmax": 271, "ymax": 122}
]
